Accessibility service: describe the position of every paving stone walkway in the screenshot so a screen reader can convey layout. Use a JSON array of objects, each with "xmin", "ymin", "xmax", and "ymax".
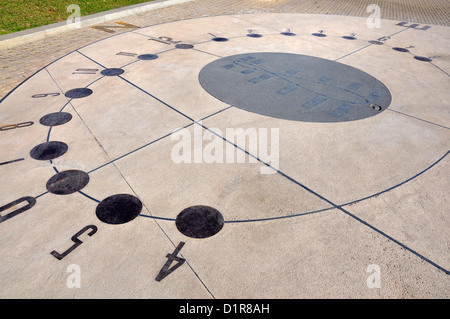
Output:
[{"xmin": 1, "ymin": 0, "xmax": 449, "ymax": 99}]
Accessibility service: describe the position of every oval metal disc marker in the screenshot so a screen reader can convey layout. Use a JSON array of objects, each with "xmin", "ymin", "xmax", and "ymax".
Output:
[{"xmin": 199, "ymin": 52, "xmax": 392, "ymax": 123}]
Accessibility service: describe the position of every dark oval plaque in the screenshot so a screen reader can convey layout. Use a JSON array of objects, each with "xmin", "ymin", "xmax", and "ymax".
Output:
[
  {"xmin": 175, "ymin": 205, "xmax": 224, "ymax": 239},
  {"xmin": 199, "ymin": 52, "xmax": 392, "ymax": 123},
  {"xmin": 95, "ymin": 194, "xmax": 142, "ymax": 225},
  {"xmin": 46, "ymin": 170, "xmax": 89, "ymax": 195}
]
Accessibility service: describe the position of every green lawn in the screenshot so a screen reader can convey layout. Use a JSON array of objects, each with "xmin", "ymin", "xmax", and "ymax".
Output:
[{"xmin": 0, "ymin": 0, "xmax": 152, "ymax": 35}]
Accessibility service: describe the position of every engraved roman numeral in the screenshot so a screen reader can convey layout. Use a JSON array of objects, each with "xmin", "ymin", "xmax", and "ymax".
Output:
[
  {"xmin": 116, "ymin": 52, "xmax": 138, "ymax": 57},
  {"xmin": 0, "ymin": 121, "xmax": 34, "ymax": 131},
  {"xmin": 72, "ymin": 68, "xmax": 99, "ymax": 75},
  {"xmin": 0, "ymin": 158, "xmax": 25, "ymax": 166},
  {"xmin": 396, "ymin": 22, "xmax": 431, "ymax": 31},
  {"xmin": 32, "ymin": 93, "xmax": 60, "ymax": 98},
  {"xmin": 148, "ymin": 36, "xmax": 182, "ymax": 45},
  {"xmin": 155, "ymin": 242, "xmax": 186, "ymax": 282},
  {"xmin": 50, "ymin": 225, "xmax": 98, "ymax": 260},
  {"xmin": 0, "ymin": 197, "xmax": 36, "ymax": 223}
]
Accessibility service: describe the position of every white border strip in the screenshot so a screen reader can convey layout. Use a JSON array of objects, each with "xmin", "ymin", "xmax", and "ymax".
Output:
[{"xmin": 0, "ymin": 0, "xmax": 192, "ymax": 50}]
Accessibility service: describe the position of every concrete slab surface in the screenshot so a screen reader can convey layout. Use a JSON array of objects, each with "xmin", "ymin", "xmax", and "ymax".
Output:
[{"xmin": 0, "ymin": 2, "xmax": 449, "ymax": 302}]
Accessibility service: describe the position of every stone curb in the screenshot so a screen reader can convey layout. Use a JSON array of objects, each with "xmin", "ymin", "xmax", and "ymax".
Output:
[{"xmin": 0, "ymin": 0, "xmax": 192, "ymax": 50}]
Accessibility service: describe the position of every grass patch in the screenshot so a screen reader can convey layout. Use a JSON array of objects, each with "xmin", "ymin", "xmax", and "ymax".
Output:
[{"xmin": 0, "ymin": 0, "xmax": 153, "ymax": 35}]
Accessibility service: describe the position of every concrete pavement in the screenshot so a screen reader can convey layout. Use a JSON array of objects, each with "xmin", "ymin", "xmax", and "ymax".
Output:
[{"xmin": 0, "ymin": 0, "xmax": 449, "ymax": 299}]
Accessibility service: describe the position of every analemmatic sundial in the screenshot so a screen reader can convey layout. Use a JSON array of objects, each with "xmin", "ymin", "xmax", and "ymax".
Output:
[{"xmin": 0, "ymin": 13, "xmax": 449, "ymax": 298}]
